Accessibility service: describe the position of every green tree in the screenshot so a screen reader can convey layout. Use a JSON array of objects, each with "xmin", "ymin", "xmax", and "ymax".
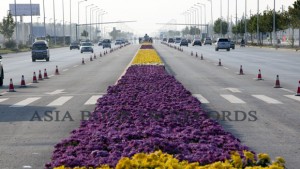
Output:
[
  {"xmin": 181, "ymin": 26, "xmax": 190, "ymax": 36},
  {"xmin": 288, "ymin": 0, "xmax": 300, "ymax": 47},
  {"xmin": 213, "ymin": 18, "xmax": 228, "ymax": 36},
  {"xmin": 109, "ymin": 27, "xmax": 121, "ymax": 40},
  {"xmin": 189, "ymin": 26, "xmax": 201, "ymax": 35},
  {"xmin": 81, "ymin": 30, "xmax": 89, "ymax": 38},
  {"xmin": 0, "ymin": 12, "xmax": 15, "ymax": 40}
]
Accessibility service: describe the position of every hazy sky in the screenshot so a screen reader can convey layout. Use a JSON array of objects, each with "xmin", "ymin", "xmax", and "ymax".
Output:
[{"xmin": 0, "ymin": 0, "xmax": 296, "ymax": 36}]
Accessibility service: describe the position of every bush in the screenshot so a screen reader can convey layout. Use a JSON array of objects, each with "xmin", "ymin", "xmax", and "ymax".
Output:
[
  {"xmin": 4, "ymin": 40, "xmax": 16, "ymax": 49},
  {"xmin": 18, "ymin": 42, "xmax": 28, "ymax": 49}
]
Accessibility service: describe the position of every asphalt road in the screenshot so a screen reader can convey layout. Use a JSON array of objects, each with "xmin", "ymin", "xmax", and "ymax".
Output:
[
  {"xmin": 154, "ymin": 43, "xmax": 300, "ymax": 169},
  {"xmin": 0, "ymin": 44, "xmax": 139, "ymax": 169},
  {"xmin": 0, "ymin": 42, "xmax": 299, "ymax": 168}
]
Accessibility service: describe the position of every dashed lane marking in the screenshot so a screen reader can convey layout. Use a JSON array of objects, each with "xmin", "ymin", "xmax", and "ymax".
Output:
[
  {"xmin": 10, "ymin": 97, "xmax": 41, "ymax": 107},
  {"xmin": 221, "ymin": 94, "xmax": 246, "ymax": 104},
  {"xmin": 252, "ymin": 95, "xmax": 283, "ymax": 104},
  {"xmin": 84, "ymin": 95, "xmax": 103, "ymax": 105},
  {"xmin": 47, "ymin": 96, "xmax": 73, "ymax": 106},
  {"xmin": 0, "ymin": 98, "xmax": 9, "ymax": 103},
  {"xmin": 192, "ymin": 94, "xmax": 210, "ymax": 103}
]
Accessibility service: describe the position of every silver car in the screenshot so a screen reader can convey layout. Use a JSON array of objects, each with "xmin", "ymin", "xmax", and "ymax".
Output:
[
  {"xmin": 0, "ymin": 55, "xmax": 3, "ymax": 86},
  {"xmin": 215, "ymin": 38, "xmax": 231, "ymax": 51}
]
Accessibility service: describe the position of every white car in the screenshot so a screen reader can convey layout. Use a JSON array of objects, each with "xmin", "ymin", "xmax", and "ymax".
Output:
[
  {"xmin": 215, "ymin": 38, "xmax": 231, "ymax": 51},
  {"xmin": 80, "ymin": 42, "xmax": 94, "ymax": 53},
  {"xmin": 0, "ymin": 55, "xmax": 4, "ymax": 86}
]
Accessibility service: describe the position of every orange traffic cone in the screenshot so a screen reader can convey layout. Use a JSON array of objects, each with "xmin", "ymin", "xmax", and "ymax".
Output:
[
  {"xmin": 257, "ymin": 69, "xmax": 263, "ymax": 80},
  {"xmin": 274, "ymin": 75, "xmax": 282, "ymax": 88},
  {"xmin": 8, "ymin": 78, "xmax": 16, "ymax": 92},
  {"xmin": 100, "ymin": 52, "xmax": 102, "ymax": 57},
  {"xmin": 94, "ymin": 53, "xmax": 97, "ymax": 59},
  {"xmin": 191, "ymin": 51, "xmax": 193, "ymax": 56},
  {"xmin": 90, "ymin": 55, "xmax": 93, "ymax": 61},
  {"xmin": 55, "ymin": 65, "xmax": 59, "ymax": 75},
  {"xmin": 82, "ymin": 58, "xmax": 85, "ymax": 64},
  {"xmin": 296, "ymin": 81, "xmax": 300, "ymax": 96},
  {"xmin": 201, "ymin": 54, "xmax": 203, "ymax": 60},
  {"xmin": 239, "ymin": 65, "xmax": 244, "ymax": 75},
  {"xmin": 38, "ymin": 70, "xmax": 43, "ymax": 80},
  {"xmin": 218, "ymin": 59, "xmax": 222, "ymax": 66},
  {"xmin": 33, "ymin": 72, "xmax": 38, "ymax": 83},
  {"xmin": 195, "ymin": 52, "xmax": 198, "ymax": 58},
  {"xmin": 44, "ymin": 69, "xmax": 49, "ymax": 79},
  {"xmin": 20, "ymin": 75, "xmax": 26, "ymax": 87}
]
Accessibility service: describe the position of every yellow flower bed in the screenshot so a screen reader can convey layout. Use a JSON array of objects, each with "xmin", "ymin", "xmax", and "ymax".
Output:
[
  {"xmin": 54, "ymin": 150, "xmax": 285, "ymax": 169},
  {"xmin": 131, "ymin": 49, "xmax": 163, "ymax": 65}
]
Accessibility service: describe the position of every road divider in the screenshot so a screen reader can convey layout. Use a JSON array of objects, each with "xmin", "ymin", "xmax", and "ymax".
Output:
[
  {"xmin": 20, "ymin": 75, "xmax": 26, "ymax": 88},
  {"xmin": 8, "ymin": 78, "xmax": 16, "ymax": 92},
  {"xmin": 32, "ymin": 72, "xmax": 38, "ymax": 83},
  {"xmin": 55, "ymin": 65, "xmax": 60, "ymax": 75},
  {"xmin": 44, "ymin": 69, "xmax": 49, "ymax": 79}
]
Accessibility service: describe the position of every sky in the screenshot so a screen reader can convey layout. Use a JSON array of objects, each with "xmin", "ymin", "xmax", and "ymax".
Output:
[{"xmin": 0, "ymin": 0, "xmax": 296, "ymax": 36}]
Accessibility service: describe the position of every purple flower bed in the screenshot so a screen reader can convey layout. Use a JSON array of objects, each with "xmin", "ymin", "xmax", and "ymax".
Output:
[{"xmin": 46, "ymin": 65, "xmax": 249, "ymax": 168}]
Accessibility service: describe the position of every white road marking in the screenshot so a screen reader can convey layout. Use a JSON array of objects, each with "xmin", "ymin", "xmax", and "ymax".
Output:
[
  {"xmin": 73, "ymin": 65, "xmax": 79, "ymax": 68},
  {"xmin": 23, "ymin": 166, "xmax": 32, "ymax": 168},
  {"xmin": 252, "ymin": 95, "xmax": 283, "ymax": 104},
  {"xmin": 223, "ymin": 67, "xmax": 229, "ymax": 69},
  {"xmin": 224, "ymin": 88, "xmax": 242, "ymax": 93},
  {"xmin": 47, "ymin": 96, "xmax": 73, "ymax": 106},
  {"xmin": 84, "ymin": 95, "xmax": 103, "ymax": 105},
  {"xmin": 284, "ymin": 95, "xmax": 300, "ymax": 102},
  {"xmin": 0, "ymin": 98, "xmax": 9, "ymax": 103},
  {"xmin": 27, "ymin": 83, "xmax": 33, "ymax": 86},
  {"xmin": 10, "ymin": 97, "xmax": 41, "ymax": 107},
  {"xmin": 281, "ymin": 88, "xmax": 295, "ymax": 93},
  {"xmin": 45, "ymin": 89, "xmax": 66, "ymax": 95},
  {"xmin": 62, "ymin": 69, "xmax": 69, "ymax": 72},
  {"xmin": 221, "ymin": 94, "xmax": 246, "ymax": 103},
  {"xmin": 0, "ymin": 92, "xmax": 8, "ymax": 95},
  {"xmin": 48, "ymin": 75, "xmax": 55, "ymax": 77},
  {"xmin": 192, "ymin": 94, "xmax": 210, "ymax": 103}
]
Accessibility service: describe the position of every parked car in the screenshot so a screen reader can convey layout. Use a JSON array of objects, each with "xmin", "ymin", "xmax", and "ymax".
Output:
[
  {"xmin": 167, "ymin": 38, "xmax": 174, "ymax": 43},
  {"xmin": 162, "ymin": 38, "xmax": 167, "ymax": 42},
  {"xmin": 203, "ymin": 37, "xmax": 212, "ymax": 45},
  {"xmin": 80, "ymin": 42, "xmax": 94, "ymax": 53},
  {"xmin": 192, "ymin": 39, "xmax": 202, "ymax": 46},
  {"xmin": 175, "ymin": 37, "xmax": 181, "ymax": 44},
  {"xmin": 229, "ymin": 39, "xmax": 235, "ymax": 49},
  {"xmin": 98, "ymin": 40, "xmax": 102, "ymax": 46},
  {"xmin": 0, "ymin": 55, "xmax": 3, "ymax": 86},
  {"xmin": 215, "ymin": 38, "xmax": 230, "ymax": 51},
  {"xmin": 115, "ymin": 39, "xmax": 123, "ymax": 45},
  {"xmin": 180, "ymin": 39, "xmax": 188, "ymax": 47},
  {"xmin": 70, "ymin": 42, "xmax": 80, "ymax": 50},
  {"xmin": 31, "ymin": 40, "xmax": 50, "ymax": 62},
  {"xmin": 102, "ymin": 39, "xmax": 112, "ymax": 49}
]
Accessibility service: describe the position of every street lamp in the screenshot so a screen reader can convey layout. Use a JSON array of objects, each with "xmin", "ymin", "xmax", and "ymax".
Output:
[
  {"xmin": 245, "ymin": 0, "xmax": 247, "ymax": 43},
  {"xmin": 53, "ymin": 0, "xmax": 56, "ymax": 45},
  {"xmin": 90, "ymin": 6, "xmax": 98, "ymax": 41},
  {"xmin": 85, "ymin": 4, "xmax": 94, "ymax": 39},
  {"xmin": 194, "ymin": 4, "xmax": 203, "ymax": 35},
  {"xmin": 62, "ymin": 0, "xmax": 65, "ymax": 45},
  {"xmin": 220, "ymin": 0, "xmax": 223, "ymax": 37},
  {"xmin": 77, "ymin": 0, "xmax": 87, "ymax": 41},
  {"xmin": 273, "ymin": 0, "xmax": 276, "ymax": 46},
  {"xmin": 99, "ymin": 11, "xmax": 107, "ymax": 38},
  {"xmin": 257, "ymin": 0, "xmax": 259, "ymax": 45}
]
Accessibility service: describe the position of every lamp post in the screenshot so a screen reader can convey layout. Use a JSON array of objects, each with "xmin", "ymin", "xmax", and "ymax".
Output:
[
  {"xmin": 43, "ymin": 0, "xmax": 46, "ymax": 40},
  {"xmin": 62, "ymin": 0, "xmax": 65, "ymax": 45},
  {"xmin": 257, "ymin": 0, "xmax": 259, "ymax": 45},
  {"xmin": 53, "ymin": 0, "xmax": 56, "ymax": 45},
  {"xmin": 195, "ymin": 4, "xmax": 203, "ymax": 35},
  {"xmin": 30, "ymin": 0, "xmax": 33, "ymax": 44},
  {"xmin": 100, "ymin": 11, "xmax": 107, "ymax": 38},
  {"xmin": 14, "ymin": 0, "xmax": 18, "ymax": 49},
  {"xmin": 273, "ymin": 0, "xmax": 276, "ymax": 46},
  {"xmin": 236, "ymin": 0, "xmax": 238, "ymax": 42},
  {"xmin": 90, "ymin": 6, "xmax": 98, "ymax": 41},
  {"xmin": 220, "ymin": 0, "xmax": 222, "ymax": 36},
  {"xmin": 245, "ymin": 0, "xmax": 247, "ymax": 43},
  {"xmin": 85, "ymin": 4, "xmax": 94, "ymax": 39},
  {"xmin": 207, "ymin": 0, "xmax": 213, "ymax": 37},
  {"xmin": 77, "ymin": 0, "xmax": 87, "ymax": 41}
]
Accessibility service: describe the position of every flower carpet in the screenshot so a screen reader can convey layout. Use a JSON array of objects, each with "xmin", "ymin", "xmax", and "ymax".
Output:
[{"xmin": 47, "ymin": 44, "xmax": 285, "ymax": 169}]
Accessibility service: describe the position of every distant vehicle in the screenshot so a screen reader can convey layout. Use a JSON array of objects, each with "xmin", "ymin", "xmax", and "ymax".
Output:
[
  {"xmin": 167, "ymin": 38, "xmax": 174, "ymax": 43},
  {"xmin": 0, "ymin": 55, "xmax": 3, "ymax": 86},
  {"xmin": 192, "ymin": 39, "xmax": 202, "ymax": 46},
  {"xmin": 102, "ymin": 39, "xmax": 111, "ymax": 49},
  {"xmin": 203, "ymin": 37, "xmax": 212, "ymax": 45},
  {"xmin": 229, "ymin": 39, "xmax": 235, "ymax": 49},
  {"xmin": 162, "ymin": 38, "xmax": 167, "ymax": 42},
  {"xmin": 70, "ymin": 42, "xmax": 80, "ymax": 50},
  {"xmin": 187, "ymin": 39, "xmax": 192, "ymax": 43},
  {"xmin": 215, "ymin": 38, "xmax": 230, "ymax": 51},
  {"xmin": 115, "ymin": 39, "xmax": 123, "ymax": 45},
  {"xmin": 240, "ymin": 39, "xmax": 246, "ymax": 47},
  {"xmin": 180, "ymin": 39, "xmax": 188, "ymax": 47},
  {"xmin": 31, "ymin": 40, "xmax": 50, "ymax": 62},
  {"xmin": 175, "ymin": 37, "xmax": 181, "ymax": 43},
  {"xmin": 80, "ymin": 42, "xmax": 94, "ymax": 53},
  {"xmin": 98, "ymin": 40, "xmax": 102, "ymax": 46}
]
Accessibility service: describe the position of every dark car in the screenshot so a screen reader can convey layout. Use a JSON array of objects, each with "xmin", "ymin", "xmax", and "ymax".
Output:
[
  {"xmin": 102, "ymin": 39, "xmax": 111, "ymax": 49},
  {"xmin": 115, "ymin": 39, "xmax": 123, "ymax": 45},
  {"xmin": 162, "ymin": 38, "xmax": 167, "ymax": 42},
  {"xmin": 180, "ymin": 39, "xmax": 188, "ymax": 47},
  {"xmin": 192, "ymin": 39, "xmax": 202, "ymax": 46},
  {"xmin": 70, "ymin": 42, "xmax": 80, "ymax": 50},
  {"xmin": 168, "ymin": 38, "xmax": 174, "ymax": 43},
  {"xmin": 98, "ymin": 40, "xmax": 102, "ymax": 46},
  {"xmin": 31, "ymin": 40, "xmax": 50, "ymax": 62},
  {"xmin": 0, "ymin": 55, "xmax": 3, "ymax": 86},
  {"xmin": 229, "ymin": 39, "xmax": 235, "ymax": 49}
]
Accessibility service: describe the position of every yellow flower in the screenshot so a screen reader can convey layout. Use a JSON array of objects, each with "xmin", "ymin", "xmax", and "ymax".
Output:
[
  {"xmin": 257, "ymin": 153, "xmax": 271, "ymax": 161},
  {"xmin": 131, "ymin": 49, "xmax": 163, "ymax": 65},
  {"xmin": 243, "ymin": 150, "xmax": 255, "ymax": 161}
]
